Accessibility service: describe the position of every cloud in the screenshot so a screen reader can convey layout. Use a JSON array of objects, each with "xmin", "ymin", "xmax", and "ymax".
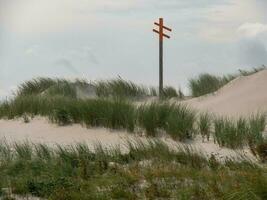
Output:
[
  {"xmin": 24, "ymin": 45, "xmax": 39, "ymax": 56},
  {"xmin": 54, "ymin": 58, "xmax": 79, "ymax": 74},
  {"xmin": 237, "ymin": 23, "xmax": 267, "ymax": 38},
  {"xmin": 0, "ymin": 85, "xmax": 17, "ymax": 100},
  {"xmin": 0, "ymin": 0, "xmax": 232, "ymax": 35},
  {"xmin": 198, "ymin": 0, "xmax": 263, "ymax": 42},
  {"xmin": 238, "ymin": 39, "xmax": 267, "ymax": 66}
]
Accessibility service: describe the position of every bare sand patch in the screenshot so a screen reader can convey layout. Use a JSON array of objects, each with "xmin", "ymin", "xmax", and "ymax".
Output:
[
  {"xmin": 184, "ymin": 69, "xmax": 267, "ymax": 117},
  {"xmin": 0, "ymin": 117, "xmax": 254, "ymax": 161}
]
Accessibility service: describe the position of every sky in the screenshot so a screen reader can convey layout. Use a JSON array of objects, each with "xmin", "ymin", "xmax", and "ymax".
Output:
[{"xmin": 1, "ymin": 0, "xmax": 267, "ymax": 98}]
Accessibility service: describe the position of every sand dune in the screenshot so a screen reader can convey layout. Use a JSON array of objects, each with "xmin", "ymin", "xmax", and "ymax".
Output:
[
  {"xmin": 0, "ymin": 117, "xmax": 253, "ymax": 160},
  {"xmin": 1, "ymin": 70, "xmax": 267, "ymax": 160},
  {"xmin": 185, "ymin": 69, "xmax": 267, "ymax": 117}
]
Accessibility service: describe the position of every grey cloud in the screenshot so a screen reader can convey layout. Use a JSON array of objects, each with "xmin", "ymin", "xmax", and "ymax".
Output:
[
  {"xmin": 151, "ymin": 0, "xmax": 232, "ymax": 9},
  {"xmin": 83, "ymin": 47, "xmax": 99, "ymax": 64},
  {"xmin": 79, "ymin": 0, "xmax": 232, "ymax": 14},
  {"xmin": 54, "ymin": 58, "xmax": 79, "ymax": 74},
  {"xmin": 238, "ymin": 39, "xmax": 267, "ymax": 67},
  {"xmin": 69, "ymin": 47, "xmax": 99, "ymax": 65}
]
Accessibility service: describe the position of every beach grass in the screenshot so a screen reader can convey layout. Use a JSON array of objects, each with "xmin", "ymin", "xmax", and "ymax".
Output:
[
  {"xmin": 213, "ymin": 114, "xmax": 266, "ymax": 149},
  {"xmin": 198, "ymin": 112, "xmax": 212, "ymax": 142},
  {"xmin": 0, "ymin": 140, "xmax": 266, "ymax": 200},
  {"xmin": 189, "ymin": 66, "xmax": 266, "ymax": 97},
  {"xmin": 1, "ymin": 94, "xmax": 266, "ymax": 151}
]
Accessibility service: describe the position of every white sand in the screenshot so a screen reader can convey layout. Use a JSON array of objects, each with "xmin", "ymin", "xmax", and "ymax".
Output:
[
  {"xmin": 2, "ymin": 70, "xmax": 267, "ymax": 160},
  {"xmin": 184, "ymin": 69, "xmax": 267, "ymax": 117},
  {"xmin": 0, "ymin": 117, "xmax": 253, "ymax": 160},
  {"xmin": 0, "ymin": 117, "xmax": 134, "ymax": 148}
]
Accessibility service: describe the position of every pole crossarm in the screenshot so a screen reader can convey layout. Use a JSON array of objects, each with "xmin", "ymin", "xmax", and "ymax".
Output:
[
  {"xmin": 152, "ymin": 18, "xmax": 172, "ymax": 98},
  {"xmin": 154, "ymin": 22, "xmax": 172, "ymax": 32},
  {"xmin": 153, "ymin": 29, "xmax": 170, "ymax": 39},
  {"xmin": 153, "ymin": 18, "xmax": 172, "ymax": 41}
]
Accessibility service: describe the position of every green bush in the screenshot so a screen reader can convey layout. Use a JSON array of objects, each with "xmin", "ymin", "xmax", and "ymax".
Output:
[
  {"xmin": 94, "ymin": 78, "xmax": 149, "ymax": 99},
  {"xmin": 137, "ymin": 103, "xmax": 176, "ymax": 136},
  {"xmin": 189, "ymin": 66, "xmax": 266, "ymax": 97},
  {"xmin": 214, "ymin": 117, "xmax": 249, "ymax": 148},
  {"xmin": 0, "ymin": 141, "xmax": 266, "ymax": 200},
  {"xmin": 166, "ymin": 105, "xmax": 196, "ymax": 141},
  {"xmin": 162, "ymin": 86, "xmax": 178, "ymax": 98},
  {"xmin": 198, "ymin": 112, "xmax": 212, "ymax": 142},
  {"xmin": 189, "ymin": 74, "xmax": 225, "ymax": 97},
  {"xmin": 213, "ymin": 114, "xmax": 266, "ymax": 149}
]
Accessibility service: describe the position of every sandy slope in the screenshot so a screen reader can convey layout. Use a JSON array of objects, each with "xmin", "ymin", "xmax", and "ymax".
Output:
[
  {"xmin": 0, "ymin": 117, "xmax": 133, "ymax": 148},
  {"xmin": 0, "ymin": 117, "xmax": 253, "ymax": 160},
  {"xmin": 2, "ymin": 70, "xmax": 267, "ymax": 160},
  {"xmin": 184, "ymin": 69, "xmax": 267, "ymax": 117}
]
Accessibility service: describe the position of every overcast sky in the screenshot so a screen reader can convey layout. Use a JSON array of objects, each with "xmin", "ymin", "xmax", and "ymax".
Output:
[{"xmin": 1, "ymin": 0, "xmax": 267, "ymax": 97}]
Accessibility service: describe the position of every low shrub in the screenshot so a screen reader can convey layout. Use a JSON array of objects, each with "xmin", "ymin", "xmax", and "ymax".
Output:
[
  {"xmin": 214, "ymin": 114, "xmax": 266, "ymax": 149},
  {"xmin": 137, "ymin": 103, "xmax": 175, "ymax": 136},
  {"xmin": 94, "ymin": 78, "xmax": 149, "ymax": 99},
  {"xmin": 162, "ymin": 86, "xmax": 178, "ymax": 98},
  {"xmin": 214, "ymin": 117, "xmax": 249, "ymax": 148},
  {"xmin": 198, "ymin": 112, "xmax": 212, "ymax": 142},
  {"xmin": 189, "ymin": 66, "xmax": 266, "ymax": 97},
  {"xmin": 189, "ymin": 74, "xmax": 224, "ymax": 97},
  {"xmin": 166, "ymin": 105, "xmax": 196, "ymax": 141}
]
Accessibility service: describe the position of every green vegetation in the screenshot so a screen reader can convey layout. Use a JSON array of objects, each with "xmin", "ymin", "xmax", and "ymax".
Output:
[
  {"xmin": 0, "ymin": 73, "xmax": 267, "ymax": 199},
  {"xmin": 17, "ymin": 78, "xmax": 89, "ymax": 99},
  {"xmin": 14, "ymin": 77, "xmax": 183, "ymax": 100},
  {"xmin": 213, "ymin": 113, "xmax": 266, "ymax": 149},
  {"xmin": 189, "ymin": 66, "xmax": 266, "ymax": 97},
  {"xmin": 165, "ymin": 105, "xmax": 196, "ymax": 141},
  {"xmin": 0, "ymin": 92, "xmax": 266, "ymax": 149},
  {"xmin": 137, "ymin": 102, "xmax": 196, "ymax": 140},
  {"xmin": 189, "ymin": 73, "xmax": 227, "ymax": 97},
  {"xmin": 94, "ymin": 78, "xmax": 149, "ymax": 99},
  {"xmin": 0, "ymin": 140, "xmax": 266, "ymax": 200},
  {"xmin": 198, "ymin": 112, "xmax": 212, "ymax": 142},
  {"xmin": 162, "ymin": 86, "xmax": 178, "ymax": 98}
]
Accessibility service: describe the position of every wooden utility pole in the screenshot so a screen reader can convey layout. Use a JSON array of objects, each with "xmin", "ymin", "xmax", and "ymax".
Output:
[{"xmin": 153, "ymin": 18, "xmax": 172, "ymax": 97}]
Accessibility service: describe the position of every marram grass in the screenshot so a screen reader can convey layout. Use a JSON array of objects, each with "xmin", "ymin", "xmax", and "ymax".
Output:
[
  {"xmin": 213, "ymin": 113, "xmax": 266, "ymax": 149},
  {"xmin": 0, "ymin": 140, "xmax": 266, "ymax": 200},
  {"xmin": 189, "ymin": 66, "xmax": 266, "ymax": 97}
]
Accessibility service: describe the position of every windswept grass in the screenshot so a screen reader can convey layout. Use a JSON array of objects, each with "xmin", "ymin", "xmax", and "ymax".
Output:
[
  {"xmin": 1, "ymin": 94, "xmax": 266, "ymax": 148},
  {"xmin": 137, "ymin": 102, "xmax": 195, "ymax": 140},
  {"xmin": 0, "ymin": 140, "xmax": 266, "ymax": 199},
  {"xmin": 162, "ymin": 86, "xmax": 178, "ymax": 98},
  {"xmin": 214, "ymin": 113, "xmax": 266, "ymax": 149},
  {"xmin": 166, "ymin": 105, "xmax": 196, "ymax": 141},
  {"xmin": 137, "ymin": 102, "xmax": 175, "ymax": 136},
  {"xmin": 189, "ymin": 66, "xmax": 266, "ymax": 97},
  {"xmin": 94, "ymin": 79, "xmax": 183, "ymax": 99},
  {"xmin": 16, "ymin": 77, "xmax": 183, "ymax": 101},
  {"xmin": 17, "ymin": 78, "xmax": 90, "ymax": 99},
  {"xmin": 198, "ymin": 112, "xmax": 212, "ymax": 142},
  {"xmin": 0, "ymin": 95, "xmax": 195, "ymax": 140},
  {"xmin": 94, "ymin": 78, "xmax": 149, "ymax": 99},
  {"xmin": 189, "ymin": 73, "xmax": 225, "ymax": 97}
]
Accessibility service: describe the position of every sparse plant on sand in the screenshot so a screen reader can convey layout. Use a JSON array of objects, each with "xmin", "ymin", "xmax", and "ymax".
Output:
[
  {"xmin": 94, "ymin": 78, "xmax": 149, "ymax": 99},
  {"xmin": 189, "ymin": 73, "xmax": 224, "ymax": 97},
  {"xmin": 189, "ymin": 66, "xmax": 266, "ymax": 97},
  {"xmin": 213, "ymin": 114, "xmax": 266, "ymax": 149},
  {"xmin": 198, "ymin": 112, "xmax": 212, "ymax": 142},
  {"xmin": 0, "ymin": 141, "xmax": 265, "ymax": 200},
  {"xmin": 252, "ymin": 141, "xmax": 267, "ymax": 163},
  {"xmin": 247, "ymin": 113, "xmax": 266, "ymax": 145},
  {"xmin": 137, "ymin": 102, "xmax": 175, "ymax": 136},
  {"xmin": 213, "ymin": 117, "xmax": 248, "ymax": 148},
  {"xmin": 166, "ymin": 105, "xmax": 196, "ymax": 141},
  {"xmin": 162, "ymin": 86, "xmax": 178, "ymax": 98}
]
